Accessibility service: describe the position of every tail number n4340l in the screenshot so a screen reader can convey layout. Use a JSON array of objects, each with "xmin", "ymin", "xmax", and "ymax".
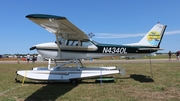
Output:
[{"xmin": 102, "ymin": 47, "xmax": 127, "ymax": 54}]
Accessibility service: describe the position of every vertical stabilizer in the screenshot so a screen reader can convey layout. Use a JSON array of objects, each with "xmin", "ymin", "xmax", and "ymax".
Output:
[{"xmin": 138, "ymin": 23, "xmax": 167, "ymax": 47}]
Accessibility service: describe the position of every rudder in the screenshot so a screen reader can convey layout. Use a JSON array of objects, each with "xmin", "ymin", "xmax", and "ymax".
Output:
[{"xmin": 138, "ymin": 23, "xmax": 167, "ymax": 47}]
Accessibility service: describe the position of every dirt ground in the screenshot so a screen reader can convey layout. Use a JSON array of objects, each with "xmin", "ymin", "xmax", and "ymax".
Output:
[{"xmin": 0, "ymin": 58, "xmax": 26, "ymax": 61}]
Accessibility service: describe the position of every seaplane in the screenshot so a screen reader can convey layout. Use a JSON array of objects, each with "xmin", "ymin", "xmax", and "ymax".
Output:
[{"xmin": 15, "ymin": 14, "xmax": 167, "ymax": 84}]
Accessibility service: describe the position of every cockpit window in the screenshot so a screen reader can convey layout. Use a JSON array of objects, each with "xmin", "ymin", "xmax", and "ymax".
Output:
[
  {"xmin": 55, "ymin": 40, "xmax": 63, "ymax": 45},
  {"xmin": 72, "ymin": 41, "xmax": 78, "ymax": 46},
  {"xmin": 66, "ymin": 40, "xmax": 79, "ymax": 46},
  {"xmin": 55, "ymin": 36, "xmax": 67, "ymax": 45},
  {"xmin": 81, "ymin": 41, "xmax": 93, "ymax": 46},
  {"xmin": 91, "ymin": 40, "xmax": 99, "ymax": 45},
  {"xmin": 55, "ymin": 38, "xmax": 95, "ymax": 47}
]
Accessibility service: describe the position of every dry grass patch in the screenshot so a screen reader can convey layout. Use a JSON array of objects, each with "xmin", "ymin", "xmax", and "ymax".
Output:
[{"xmin": 0, "ymin": 61, "xmax": 180, "ymax": 101}]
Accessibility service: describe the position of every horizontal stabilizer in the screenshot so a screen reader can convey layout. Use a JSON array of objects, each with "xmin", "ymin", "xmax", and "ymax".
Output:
[{"xmin": 138, "ymin": 48, "xmax": 163, "ymax": 51}]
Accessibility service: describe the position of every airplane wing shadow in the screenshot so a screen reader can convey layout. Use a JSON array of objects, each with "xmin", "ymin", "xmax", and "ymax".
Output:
[
  {"xmin": 116, "ymin": 74, "xmax": 154, "ymax": 83},
  {"xmin": 23, "ymin": 82, "xmax": 78, "ymax": 101},
  {"xmin": 15, "ymin": 80, "xmax": 97, "ymax": 101},
  {"xmin": 129, "ymin": 74, "xmax": 154, "ymax": 83}
]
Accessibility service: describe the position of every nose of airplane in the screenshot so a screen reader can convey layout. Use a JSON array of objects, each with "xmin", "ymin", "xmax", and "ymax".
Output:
[
  {"xmin": 29, "ymin": 42, "xmax": 57, "ymax": 51},
  {"xmin": 29, "ymin": 43, "xmax": 47, "ymax": 50}
]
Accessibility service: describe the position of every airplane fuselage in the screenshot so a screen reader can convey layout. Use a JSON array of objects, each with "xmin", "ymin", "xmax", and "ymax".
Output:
[{"xmin": 32, "ymin": 40, "xmax": 156, "ymax": 59}]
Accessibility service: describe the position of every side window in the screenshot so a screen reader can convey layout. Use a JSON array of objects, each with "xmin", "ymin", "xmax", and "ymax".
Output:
[
  {"xmin": 82, "ymin": 41, "xmax": 93, "ymax": 46},
  {"xmin": 66, "ymin": 40, "xmax": 94, "ymax": 46},
  {"xmin": 67, "ymin": 40, "xmax": 73, "ymax": 46},
  {"xmin": 56, "ymin": 37, "xmax": 67, "ymax": 45},
  {"xmin": 66, "ymin": 40, "xmax": 79, "ymax": 46},
  {"xmin": 73, "ymin": 41, "xmax": 78, "ymax": 46}
]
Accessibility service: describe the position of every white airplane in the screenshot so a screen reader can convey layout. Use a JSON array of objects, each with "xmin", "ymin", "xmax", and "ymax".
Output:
[{"xmin": 16, "ymin": 14, "xmax": 167, "ymax": 84}]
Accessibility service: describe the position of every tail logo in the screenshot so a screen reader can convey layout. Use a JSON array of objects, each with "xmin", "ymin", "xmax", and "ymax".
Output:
[{"xmin": 147, "ymin": 31, "xmax": 161, "ymax": 46}]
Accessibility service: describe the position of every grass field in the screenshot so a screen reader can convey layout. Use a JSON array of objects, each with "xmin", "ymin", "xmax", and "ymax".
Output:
[{"xmin": 0, "ymin": 61, "xmax": 180, "ymax": 101}]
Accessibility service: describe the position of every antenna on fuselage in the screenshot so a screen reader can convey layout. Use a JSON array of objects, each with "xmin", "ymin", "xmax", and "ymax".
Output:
[{"xmin": 87, "ymin": 33, "xmax": 95, "ymax": 38}]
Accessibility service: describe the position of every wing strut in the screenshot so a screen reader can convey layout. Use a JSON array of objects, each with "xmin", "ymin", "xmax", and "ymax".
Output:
[
  {"xmin": 54, "ymin": 19, "xmax": 62, "ymax": 58},
  {"xmin": 55, "ymin": 33, "xmax": 62, "ymax": 58}
]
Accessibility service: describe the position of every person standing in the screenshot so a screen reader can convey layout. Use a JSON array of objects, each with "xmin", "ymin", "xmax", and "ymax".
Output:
[
  {"xmin": 17, "ymin": 54, "xmax": 20, "ymax": 64},
  {"xmin": 176, "ymin": 51, "xmax": 179, "ymax": 60},
  {"xmin": 32, "ymin": 54, "xmax": 36, "ymax": 63},
  {"xmin": 168, "ymin": 51, "xmax": 172, "ymax": 61},
  {"xmin": 27, "ymin": 53, "xmax": 30, "ymax": 63}
]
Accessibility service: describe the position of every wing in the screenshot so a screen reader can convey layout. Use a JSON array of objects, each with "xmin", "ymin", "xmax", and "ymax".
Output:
[{"xmin": 26, "ymin": 14, "xmax": 89, "ymax": 41}]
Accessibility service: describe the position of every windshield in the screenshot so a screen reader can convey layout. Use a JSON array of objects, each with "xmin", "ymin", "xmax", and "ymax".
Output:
[{"xmin": 90, "ymin": 40, "xmax": 99, "ymax": 45}]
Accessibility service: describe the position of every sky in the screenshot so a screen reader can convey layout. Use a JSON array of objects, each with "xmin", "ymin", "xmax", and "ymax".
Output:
[{"xmin": 1, "ymin": 0, "xmax": 180, "ymax": 54}]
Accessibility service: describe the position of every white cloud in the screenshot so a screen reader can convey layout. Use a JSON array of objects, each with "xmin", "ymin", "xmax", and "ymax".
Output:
[
  {"xmin": 165, "ymin": 30, "xmax": 180, "ymax": 35},
  {"xmin": 94, "ymin": 30, "xmax": 180, "ymax": 38},
  {"xmin": 94, "ymin": 33, "xmax": 145, "ymax": 38}
]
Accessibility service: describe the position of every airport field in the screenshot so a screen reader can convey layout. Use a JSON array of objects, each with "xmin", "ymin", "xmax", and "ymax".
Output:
[{"xmin": 0, "ymin": 60, "xmax": 180, "ymax": 101}]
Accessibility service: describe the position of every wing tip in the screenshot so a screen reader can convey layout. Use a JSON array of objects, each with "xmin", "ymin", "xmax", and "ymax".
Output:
[{"xmin": 26, "ymin": 14, "xmax": 66, "ymax": 19}]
